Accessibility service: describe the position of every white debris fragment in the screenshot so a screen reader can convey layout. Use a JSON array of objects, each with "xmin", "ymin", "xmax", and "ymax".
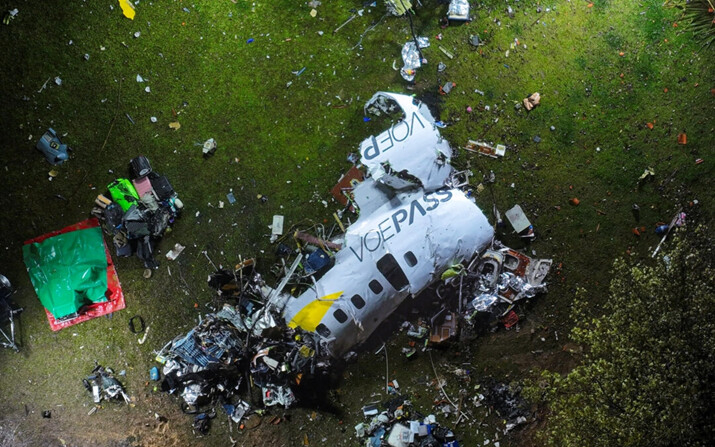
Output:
[
  {"xmin": 145, "ymin": 86, "xmax": 151, "ymax": 93},
  {"xmin": 166, "ymin": 243, "xmax": 186, "ymax": 261},
  {"xmin": 54, "ymin": 77, "xmax": 62, "ymax": 86},
  {"xmin": 150, "ymin": 116, "xmax": 157, "ymax": 123},
  {"xmin": 136, "ymin": 74, "xmax": 144, "ymax": 82}
]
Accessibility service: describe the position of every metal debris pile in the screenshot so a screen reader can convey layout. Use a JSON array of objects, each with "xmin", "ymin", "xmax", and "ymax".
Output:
[
  {"xmin": 155, "ymin": 262, "xmax": 332, "ymax": 431},
  {"xmin": 461, "ymin": 242, "xmax": 552, "ymax": 327},
  {"xmin": 153, "ymin": 92, "xmax": 552, "ymax": 436},
  {"xmin": 479, "ymin": 379, "xmax": 530, "ymax": 433},
  {"xmin": 82, "ymin": 363, "xmax": 130, "ymax": 411},
  {"xmin": 355, "ymin": 392, "xmax": 460, "ymax": 447}
]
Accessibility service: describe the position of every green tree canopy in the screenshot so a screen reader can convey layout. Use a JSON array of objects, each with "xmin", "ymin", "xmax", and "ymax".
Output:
[{"xmin": 530, "ymin": 225, "xmax": 714, "ymax": 447}]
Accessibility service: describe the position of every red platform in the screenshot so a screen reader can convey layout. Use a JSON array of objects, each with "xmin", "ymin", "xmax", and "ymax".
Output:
[{"xmin": 24, "ymin": 218, "xmax": 125, "ymax": 331}]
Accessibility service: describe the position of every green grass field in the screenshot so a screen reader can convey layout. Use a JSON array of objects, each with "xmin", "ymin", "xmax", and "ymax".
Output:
[{"xmin": 0, "ymin": 1, "xmax": 712, "ymax": 446}]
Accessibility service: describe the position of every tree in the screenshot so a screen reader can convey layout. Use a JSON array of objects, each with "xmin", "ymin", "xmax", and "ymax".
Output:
[{"xmin": 527, "ymin": 225, "xmax": 715, "ymax": 447}]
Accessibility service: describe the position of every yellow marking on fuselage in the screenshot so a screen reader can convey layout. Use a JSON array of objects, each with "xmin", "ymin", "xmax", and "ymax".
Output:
[{"xmin": 287, "ymin": 290, "xmax": 344, "ymax": 332}]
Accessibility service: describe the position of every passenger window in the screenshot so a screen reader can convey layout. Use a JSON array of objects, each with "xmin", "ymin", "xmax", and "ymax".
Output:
[
  {"xmin": 350, "ymin": 294, "xmax": 365, "ymax": 309},
  {"xmin": 333, "ymin": 309, "xmax": 348, "ymax": 323},
  {"xmin": 377, "ymin": 253, "xmax": 409, "ymax": 290},
  {"xmin": 369, "ymin": 280, "xmax": 383, "ymax": 294},
  {"xmin": 316, "ymin": 324, "xmax": 331, "ymax": 337},
  {"xmin": 404, "ymin": 251, "xmax": 418, "ymax": 267}
]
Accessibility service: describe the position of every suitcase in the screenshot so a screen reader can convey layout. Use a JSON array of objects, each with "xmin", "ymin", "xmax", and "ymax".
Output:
[
  {"xmin": 129, "ymin": 156, "xmax": 152, "ymax": 179},
  {"xmin": 132, "ymin": 176, "xmax": 155, "ymax": 199},
  {"xmin": 150, "ymin": 175, "xmax": 175, "ymax": 200},
  {"xmin": 107, "ymin": 178, "xmax": 139, "ymax": 211}
]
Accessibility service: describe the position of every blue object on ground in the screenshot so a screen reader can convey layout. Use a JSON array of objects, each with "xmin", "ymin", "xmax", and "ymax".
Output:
[
  {"xmin": 36, "ymin": 128, "xmax": 71, "ymax": 165},
  {"xmin": 304, "ymin": 248, "xmax": 331, "ymax": 275},
  {"xmin": 656, "ymin": 224, "xmax": 670, "ymax": 235}
]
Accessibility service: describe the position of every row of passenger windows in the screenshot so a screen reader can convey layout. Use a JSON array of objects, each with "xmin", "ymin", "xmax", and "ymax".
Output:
[{"xmin": 317, "ymin": 251, "xmax": 418, "ymax": 335}]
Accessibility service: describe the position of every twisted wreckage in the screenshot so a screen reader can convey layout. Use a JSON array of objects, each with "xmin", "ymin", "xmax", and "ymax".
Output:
[{"xmin": 157, "ymin": 93, "xmax": 552, "ymax": 431}]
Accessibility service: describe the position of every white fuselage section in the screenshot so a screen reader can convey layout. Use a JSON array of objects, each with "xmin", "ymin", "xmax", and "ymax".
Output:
[{"xmin": 281, "ymin": 186, "xmax": 494, "ymax": 357}]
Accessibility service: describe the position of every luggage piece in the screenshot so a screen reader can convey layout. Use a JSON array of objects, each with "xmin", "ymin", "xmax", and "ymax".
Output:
[
  {"xmin": 129, "ymin": 156, "xmax": 152, "ymax": 179},
  {"xmin": 140, "ymin": 192, "xmax": 159, "ymax": 212},
  {"xmin": 122, "ymin": 205, "xmax": 150, "ymax": 239},
  {"xmin": 104, "ymin": 203, "xmax": 125, "ymax": 231},
  {"xmin": 113, "ymin": 231, "xmax": 132, "ymax": 257},
  {"xmin": 150, "ymin": 175, "xmax": 175, "ymax": 200},
  {"xmin": 149, "ymin": 208, "xmax": 172, "ymax": 237},
  {"xmin": 132, "ymin": 176, "xmax": 155, "ymax": 199},
  {"xmin": 107, "ymin": 179, "xmax": 139, "ymax": 212}
]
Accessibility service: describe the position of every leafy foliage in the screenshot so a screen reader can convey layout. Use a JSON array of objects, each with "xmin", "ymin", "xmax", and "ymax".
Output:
[
  {"xmin": 528, "ymin": 225, "xmax": 715, "ymax": 447},
  {"xmin": 669, "ymin": 0, "xmax": 715, "ymax": 46}
]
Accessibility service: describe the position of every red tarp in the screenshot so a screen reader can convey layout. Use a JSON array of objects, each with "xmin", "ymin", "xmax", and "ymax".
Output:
[{"xmin": 23, "ymin": 218, "xmax": 125, "ymax": 331}]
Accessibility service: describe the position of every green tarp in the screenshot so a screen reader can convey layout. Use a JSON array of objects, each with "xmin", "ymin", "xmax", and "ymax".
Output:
[{"xmin": 22, "ymin": 227, "xmax": 108, "ymax": 319}]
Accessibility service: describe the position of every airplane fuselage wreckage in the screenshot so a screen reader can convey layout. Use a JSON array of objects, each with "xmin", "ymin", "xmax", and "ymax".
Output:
[
  {"xmin": 157, "ymin": 93, "xmax": 551, "ymax": 421},
  {"xmin": 277, "ymin": 93, "xmax": 493, "ymax": 357}
]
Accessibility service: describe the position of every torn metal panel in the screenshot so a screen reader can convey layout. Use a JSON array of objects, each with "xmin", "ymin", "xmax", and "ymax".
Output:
[
  {"xmin": 360, "ymin": 92, "xmax": 453, "ymax": 192},
  {"xmin": 464, "ymin": 244, "xmax": 552, "ymax": 317},
  {"xmin": 471, "ymin": 293, "xmax": 499, "ymax": 312},
  {"xmin": 449, "ymin": 170, "xmax": 473, "ymax": 188},
  {"xmin": 400, "ymin": 37, "xmax": 429, "ymax": 82},
  {"xmin": 505, "ymin": 204, "xmax": 532, "ymax": 234},
  {"xmin": 330, "ymin": 165, "xmax": 365, "ymax": 206},
  {"xmin": 385, "ymin": 0, "xmax": 412, "ymax": 16},
  {"xmin": 447, "ymin": 0, "xmax": 470, "ymax": 21},
  {"xmin": 281, "ymin": 187, "xmax": 493, "ymax": 357},
  {"xmin": 262, "ymin": 385, "xmax": 296, "ymax": 408},
  {"xmin": 500, "ymin": 248, "xmax": 553, "ymax": 291}
]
